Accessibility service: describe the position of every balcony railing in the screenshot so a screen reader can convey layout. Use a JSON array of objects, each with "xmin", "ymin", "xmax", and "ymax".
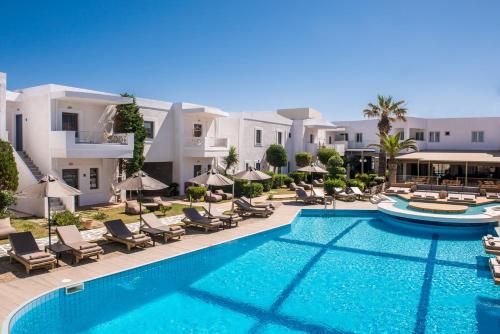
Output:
[
  {"xmin": 184, "ymin": 137, "xmax": 228, "ymax": 148},
  {"xmin": 75, "ymin": 131, "xmax": 129, "ymax": 145}
]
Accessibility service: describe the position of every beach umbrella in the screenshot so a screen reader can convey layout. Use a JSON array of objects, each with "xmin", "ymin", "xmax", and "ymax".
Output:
[
  {"xmin": 233, "ymin": 167, "xmax": 272, "ymax": 204},
  {"xmin": 298, "ymin": 163, "xmax": 328, "ymax": 195},
  {"xmin": 114, "ymin": 170, "xmax": 168, "ymax": 226},
  {"xmin": 188, "ymin": 168, "xmax": 233, "ymax": 214},
  {"xmin": 16, "ymin": 174, "xmax": 82, "ymax": 247}
]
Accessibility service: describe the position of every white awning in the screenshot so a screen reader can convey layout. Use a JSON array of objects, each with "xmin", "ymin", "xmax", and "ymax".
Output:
[{"xmin": 396, "ymin": 151, "xmax": 500, "ymax": 164}]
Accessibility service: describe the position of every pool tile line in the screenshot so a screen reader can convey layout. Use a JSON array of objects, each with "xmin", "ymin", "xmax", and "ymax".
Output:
[
  {"xmin": 413, "ymin": 234, "xmax": 439, "ymax": 334},
  {"xmin": 249, "ymin": 221, "xmax": 362, "ymax": 334}
]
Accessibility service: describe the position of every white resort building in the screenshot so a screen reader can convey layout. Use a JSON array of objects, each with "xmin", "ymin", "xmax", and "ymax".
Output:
[{"xmin": 1, "ymin": 71, "xmax": 499, "ymax": 216}]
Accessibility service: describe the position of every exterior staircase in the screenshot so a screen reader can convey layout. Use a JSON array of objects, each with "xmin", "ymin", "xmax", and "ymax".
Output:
[
  {"xmin": 17, "ymin": 151, "xmax": 43, "ymax": 181},
  {"xmin": 48, "ymin": 198, "xmax": 66, "ymax": 213}
]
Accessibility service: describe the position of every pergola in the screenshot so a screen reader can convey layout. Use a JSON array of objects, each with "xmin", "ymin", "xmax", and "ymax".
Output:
[{"xmin": 396, "ymin": 151, "xmax": 500, "ymax": 184}]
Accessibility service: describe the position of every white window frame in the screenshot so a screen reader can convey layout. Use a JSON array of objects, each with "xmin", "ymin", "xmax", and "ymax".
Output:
[
  {"xmin": 89, "ymin": 168, "xmax": 99, "ymax": 190},
  {"xmin": 355, "ymin": 133, "xmax": 363, "ymax": 143},
  {"xmin": 144, "ymin": 120, "xmax": 155, "ymax": 139},
  {"xmin": 415, "ymin": 131, "xmax": 425, "ymax": 141},
  {"xmin": 254, "ymin": 127, "xmax": 263, "ymax": 147},
  {"xmin": 471, "ymin": 131, "xmax": 484, "ymax": 143},
  {"xmin": 429, "ymin": 131, "xmax": 440, "ymax": 143},
  {"xmin": 193, "ymin": 123, "xmax": 203, "ymax": 138},
  {"xmin": 276, "ymin": 130, "xmax": 284, "ymax": 145}
]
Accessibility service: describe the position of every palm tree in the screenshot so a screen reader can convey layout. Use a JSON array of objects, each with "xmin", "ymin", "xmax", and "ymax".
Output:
[
  {"xmin": 369, "ymin": 133, "xmax": 417, "ymax": 185},
  {"xmin": 363, "ymin": 95, "xmax": 408, "ymax": 176},
  {"xmin": 223, "ymin": 146, "xmax": 239, "ymax": 175}
]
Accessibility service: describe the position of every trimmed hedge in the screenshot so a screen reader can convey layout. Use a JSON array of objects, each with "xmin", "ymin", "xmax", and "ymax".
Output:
[
  {"xmin": 0, "ymin": 141, "xmax": 19, "ymax": 191},
  {"xmin": 324, "ymin": 178, "xmax": 346, "ymax": 195},
  {"xmin": 186, "ymin": 186, "xmax": 207, "ymax": 201},
  {"xmin": 52, "ymin": 211, "xmax": 82, "ymax": 229},
  {"xmin": 242, "ymin": 182, "xmax": 264, "ymax": 198},
  {"xmin": 288, "ymin": 171, "xmax": 307, "ymax": 184},
  {"xmin": 295, "ymin": 152, "xmax": 312, "ymax": 168},
  {"xmin": 347, "ymin": 179, "xmax": 365, "ymax": 191}
]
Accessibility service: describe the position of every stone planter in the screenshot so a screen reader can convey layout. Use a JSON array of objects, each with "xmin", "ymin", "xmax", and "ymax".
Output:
[
  {"xmin": 82, "ymin": 219, "xmax": 94, "ymax": 230},
  {"xmin": 439, "ymin": 191, "xmax": 448, "ymax": 199}
]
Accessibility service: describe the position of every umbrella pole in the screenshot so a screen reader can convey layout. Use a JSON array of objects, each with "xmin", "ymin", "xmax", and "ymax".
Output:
[
  {"xmin": 209, "ymin": 185, "xmax": 212, "ymax": 214},
  {"xmin": 231, "ymin": 183, "xmax": 235, "ymax": 211},
  {"xmin": 139, "ymin": 190, "xmax": 143, "ymax": 228},
  {"xmin": 47, "ymin": 197, "xmax": 52, "ymax": 247}
]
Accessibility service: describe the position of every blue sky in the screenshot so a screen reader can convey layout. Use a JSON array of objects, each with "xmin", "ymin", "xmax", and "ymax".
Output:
[{"xmin": 1, "ymin": 0, "xmax": 499, "ymax": 120}]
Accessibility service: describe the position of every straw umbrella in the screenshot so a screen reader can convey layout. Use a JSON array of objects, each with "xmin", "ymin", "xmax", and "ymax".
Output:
[
  {"xmin": 113, "ymin": 170, "xmax": 168, "ymax": 226},
  {"xmin": 16, "ymin": 174, "xmax": 82, "ymax": 247},
  {"xmin": 297, "ymin": 163, "xmax": 328, "ymax": 195},
  {"xmin": 233, "ymin": 167, "xmax": 272, "ymax": 204},
  {"xmin": 188, "ymin": 168, "xmax": 234, "ymax": 214}
]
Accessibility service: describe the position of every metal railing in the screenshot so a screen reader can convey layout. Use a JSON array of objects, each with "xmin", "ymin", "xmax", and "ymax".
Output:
[
  {"xmin": 184, "ymin": 137, "xmax": 228, "ymax": 148},
  {"xmin": 75, "ymin": 131, "xmax": 129, "ymax": 145}
]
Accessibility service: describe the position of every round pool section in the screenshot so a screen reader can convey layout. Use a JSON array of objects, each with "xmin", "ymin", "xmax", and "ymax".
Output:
[
  {"xmin": 4, "ymin": 210, "xmax": 500, "ymax": 334},
  {"xmin": 408, "ymin": 201, "xmax": 468, "ymax": 213},
  {"xmin": 379, "ymin": 195, "xmax": 500, "ymax": 226}
]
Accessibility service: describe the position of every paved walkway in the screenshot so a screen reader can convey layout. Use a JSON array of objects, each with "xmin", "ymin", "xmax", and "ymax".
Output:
[{"xmin": 0, "ymin": 200, "xmax": 376, "ymax": 328}]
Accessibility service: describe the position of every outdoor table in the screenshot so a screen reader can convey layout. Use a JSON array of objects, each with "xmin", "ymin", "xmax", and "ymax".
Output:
[
  {"xmin": 45, "ymin": 243, "xmax": 73, "ymax": 265},
  {"xmin": 140, "ymin": 226, "xmax": 168, "ymax": 245}
]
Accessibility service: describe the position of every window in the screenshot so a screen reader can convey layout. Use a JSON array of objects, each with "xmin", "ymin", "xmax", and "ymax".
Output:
[
  {"xmin": 472, "ymin": 131, "xmax": 484, "ymax": 143},
  {"xmin": 207, "ymin": 164, "xmax": 212, "ymax": 171},
  {"xmin": 445, "ymin": 131, "xmax": 450, "ymax": 136},
  {"xmin": 328, "ymin": 136, "xmax": 332, "ymax": 144},
  {"xmin": 89, "ymin": 168, "xmax": 98, "ymax": 189},
  {"xmin": 288, "ymin": 132, "xmax": 292, "ymax": 138},
  {"xmin": 429, "ymin": 131, "xmax": 440, "ymax": 142},
  {"xmin": 193, "ymin": 165, "xmax": 202, "ymax": 177},
  {"xmin": 399, "ymin": 132, "xmax": 405, "ymax": 140},
  {"xmin": 340, "ymin": 133, "xmax": 349, "ymax": 141},
  {"xmin": 355, "ymin": 133, "xmax": 363, "ymax": 143},
  {"xmin": 277, "ymin": 131, "xmax": 283, "ymax": 145},
  {"xmin": 245, "ymin": 162, "xmax": 250, "ymax": 171},
  {"xmin": 415, "ymin": 131, "xmax": 424, "ymax": 141},
  {"xmin": 309, "ymin": 134, "xmax": 314, "ymax": 143},
  {"xmin": 193, "ymin": 124, "xmax": 202, "ymax": 137},
  {"xmin": 255, "ymin": 128, "xmax": 262, "ymax": 146},
  {"xmin": 255, "ymin": 161, "xmax": 261, "ymax": 170},
  {"xmin": 144, "ymin": 121, "xmax": 154, "ymax": 139}
]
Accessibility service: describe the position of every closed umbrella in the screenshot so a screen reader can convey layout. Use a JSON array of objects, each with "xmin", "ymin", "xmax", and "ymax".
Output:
[
  {"xmin": 188, "ymin": 168, "xmax": 233, "ymax": 214},
  {"xmin": 16, "ymin": 174, "xmax": 82, "ymax": 247},
  {"xmin": 114, "ymin": 170, "xmax": 168, "ymax": 226},
  {"xmin": 298, "ymin": 163, "xmax": 328, "ymax": 195},
  {"xmin": 233, "ymin": 167, "xmax": 272, "ymax": 204}
]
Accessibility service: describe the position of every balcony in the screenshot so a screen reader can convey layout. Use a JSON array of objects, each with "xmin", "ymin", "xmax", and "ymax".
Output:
[
  {"xmin": 51, "ymin": 131, "xmax": 134, "ymax": 158},
  {"xmin": 305, "ymin": 142, "xmax": 346, "ymax": 156},
  {"xmin": 183, "ymin": 137, "xmax": 229, "ymax": 157}
]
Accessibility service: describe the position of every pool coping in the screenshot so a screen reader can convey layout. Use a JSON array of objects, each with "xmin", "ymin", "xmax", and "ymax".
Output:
[{"xmin": 2, "ymin": 208, "xmax": 305, "ymax": 334}]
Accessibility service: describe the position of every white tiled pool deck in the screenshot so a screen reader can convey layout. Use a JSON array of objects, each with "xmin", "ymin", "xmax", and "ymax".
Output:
[{"xmin": 0, "ymin": 200, "xmax": 376, "ymax": 328}]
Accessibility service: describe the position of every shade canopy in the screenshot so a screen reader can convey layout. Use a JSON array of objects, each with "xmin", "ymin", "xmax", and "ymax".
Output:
[
  {"xmin": 396, "ymin": 151, "xmax": 500, "ymax": 164},
  {"xmin": 114, "ymin": 170, "xmax": 168, "ymax": 191},
  {"xmin": 189, "ymin": 169, "xmax": 234, "ymax": 186},
  {"xmin": 297, "ymin": 164, "xmax": 328, "ymax": 174},
  {"xmin": 233, "ymin": 167, "xmax": 272, "ymax": 181},
  {"xmin": 16, "ymin": 174, "xmax": 81, "ymax": 199}
]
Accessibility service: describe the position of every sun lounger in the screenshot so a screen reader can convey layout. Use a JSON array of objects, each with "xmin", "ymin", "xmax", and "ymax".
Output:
[
  {"xmin": 289, "ymin": 182, "xmax": 301, "ymax": 191},
  {"xmin": 295, "ymin": 188, "xmax": 317, "ymax": 204},
  {"xmin": 214, "ymin": 189, "xmax": 233, "ymax": 200},
  {"xmin": 483, "ymin": 237, "xmax": 500, "ymax": 255},
  {"xmin": 142, "ymin": 213, "xmax": 185, "ymax": 241},
  {"xmin": 152, "ymin": 196, "xmax": 172, "ymax": 209},
  {"xmin": 125, "ymin": 200, "xmax": 141, "ymax": 214},
  {"xmin": 298, "ymin": 181, "xmax": 312, "ymax": 190},
  {"xmin": 240, "ymin": 196, "xmax": 281, "ymax": 210},
  {"xmin": 334, "ymin": 187, "xmax": 356, "ymax": 202},
  {"xmin": 233, "ymin": 199, "xmax": 273, "ymax": 217},
  {"xmin": 204, "ymin": 191, "xmax": 223, "ymax": 203},
  {"xmin": 182, "ymin": 207, "xmax": 223, "ymax": 231},
  {"xmin": 0, "ymin": 218, "xmax": 16, "ymax": 240},
  {"xmin": 8, "ymin": 232, "xmax": 56, "ymax": 274},
  {"xmin": 312, "ymin": 188, "xmax": 334, "ymax": 204},
  {"xmin": 488, "ymin": 256, "xmax": 500, "ymax": 284},
  {"xmin": 312, "ymin": 179, "xmax": 324, "ymax": 187},
  {"xmin": 411, "ymin": 191, "xmax": 426, "ymax": 200},
  {"xmin": 56, "ymin": 225, "xmax": 103, "ymax": 263},
  {"xmin": 104, "ymin": 219, "xmax": 152, "ymax": 251},
  {"xmin": 462, "ymin": 194, "xmax": 476, "ymax": 202},
  {"xmin": 385, "ymin": 187, "xmax": 398, "ymax": 194},
  {"xmin": 203, "ymin": 207, "xmax": 242, "ymax": 228},
  {"xmin": 447, "ymin": 193, "xmax": 461, "ymax": 201},
  {"xmin": 349, "ymin": 187, "xmax": 371, "ymax": 201},
  {"xmin": 425, "ymin": 193, "xmax": 438, "ymax": 200},
  {"xmin": 486, "ymin": 193, "xmax": 500, "ymax": 199}
]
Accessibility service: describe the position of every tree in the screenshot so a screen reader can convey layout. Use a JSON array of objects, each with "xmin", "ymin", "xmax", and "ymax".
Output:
[
  {"xmin": 316, "ymin": 147, "xmax": 338, "ymax": 166},
  {"xmin": 295, "ymin": 152, "xmax": 312, "ymax": 168},
  {"xmin": 0, "ymin": 141, "xmax": 19, "ymax": 191},
  {"xmin": 223, "ymin": 146, "xmax": 239, "ymax": 175},
  {"xmin": 363, "ymin": 95, "xmax": 408, "ymax": 176},
  {"xmin": 369, "ymin": 133, "xmax": 417, "ymax": 185},
  {"xmin": 265, "ymin": 144, "xmax": 287, "ymax": 172},
  {"xmin": 326, "ymin": 149, "xmax": 346, "ymax": 180},
  {"xmin": 113, "ymin": 94, "xmax": 146, "ymax": 176}
]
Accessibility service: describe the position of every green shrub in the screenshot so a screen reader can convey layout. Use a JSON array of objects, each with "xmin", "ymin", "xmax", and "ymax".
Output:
[
  {"xmin": 316, "ymin": 147, "xmax": 338, "ymax": 165},
  {"xmin": 374, "ymin": 176, "xmax": 386, "ymax": 185},
  {"xmin": 242, "ymin": 182, "xmax": 264, "ymax": 198},
  {"xmin": 347, "ymin": 179, "xmax": 365, "ymax": 191},
  {"xmin": 288, "ymin": 171, "xmax": 306, "ymax": 184},
  {"xmin": 326, "ymin": 151, "xmax": 346, "ymax": 180},
  {"xmin": 52, "ymin": 211, "xmax": 82, "ymax": 228},
  {"xmin": 265, "ymin": 144, "xmax": 288, "ymax": 172},
  {"xmin": 354, "ymin": 173, "xmax": 372, "ymax": 185},
  {"xmin": 159, "ymin": 204, "xmax": 171, "ymax": 216},
  {"xmin": 295, "ymin": 152, "xmax": 312, "ymax": 168},
  {"xmin": 91, "ymin": 211, "xmax": 108, "ymax": 221},
  {"xmin": 232, "ymin": 179, "xmax": 247, "ymax": 197},
  {"xmin": 283, "ymin": 175, "xmax": 294, "ymax": 186},
  {"xmin": 186, "ymin": 186, "xmax": 207, "ymax": 201},
  {"xmin": 0, "ymin": 141, "xmax": 19, "ymax": 191},
  {"xmin": 272, "ymin": 174, "xmax": 289, "ymax": 189},
  {"xmin": 0, "ymin": 190, "xmax": 15, "ymax": 219},
  {"xmin": 324, "ymin": 178, "xmax": 346, "ymax": 195}
]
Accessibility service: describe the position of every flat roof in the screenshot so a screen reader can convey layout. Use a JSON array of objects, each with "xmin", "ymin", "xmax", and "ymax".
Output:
[{"xmin": 396, "ymin": 151, "xmax": 500, "ymax": 163}]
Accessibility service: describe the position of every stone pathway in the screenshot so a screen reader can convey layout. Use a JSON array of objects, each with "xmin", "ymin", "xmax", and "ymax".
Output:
[{"xmin": 0, "ymin": 214, "xmax": 184, "ymax": 256}]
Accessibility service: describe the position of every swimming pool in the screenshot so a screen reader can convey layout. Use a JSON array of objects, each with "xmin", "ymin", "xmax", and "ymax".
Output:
[
  {"xmin": 7, "ymin": 210, "xmax": 500, "ymax": 333},
  {"xmin": 388, "ymin": 195, "xmax": 499, "ymax": 215}
]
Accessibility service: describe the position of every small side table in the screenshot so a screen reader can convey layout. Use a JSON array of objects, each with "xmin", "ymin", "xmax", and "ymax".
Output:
[
  {"xmin": 140, "ymin": 227, "xmax": 167, "ymax": 245},
  {"xmin": 45, "ymin": 243, "xmax": 73, "ymax": 265},
  {"xmin": 143, "ymin": 203, "xmax": 160, "ymax": 211}
]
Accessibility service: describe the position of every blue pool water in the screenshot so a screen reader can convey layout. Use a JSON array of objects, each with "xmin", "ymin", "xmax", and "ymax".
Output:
[
  {"xmin": 388, "ymin": 195, "xmax": 499, "ymax": 215},
  {"xmin": 9, "ymin": 210, "xmax": 500, "ymax": 333}
]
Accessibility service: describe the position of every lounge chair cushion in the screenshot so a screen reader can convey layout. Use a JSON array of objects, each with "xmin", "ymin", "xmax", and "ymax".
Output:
[
  {"xmin": 132, "ymin": 233, "xmax": 147, "ymax": 239},
  {"xmin": 486, "ymin": 240, "xmax": 500, "ymax": 249},
  {"xmin": 24, "ymin": 255, "xmax": 56, "ymax": 265},
  {"xmin": 492, "ymin": 264, "xmax": 500, "ymax": 278},
  {"xmin": 56, "ymin": 225, "xmax": 84, "ymax": 244},
  {"xmin": 24, "ymin": 251, "xmax": 52, "ymax": 260}
]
